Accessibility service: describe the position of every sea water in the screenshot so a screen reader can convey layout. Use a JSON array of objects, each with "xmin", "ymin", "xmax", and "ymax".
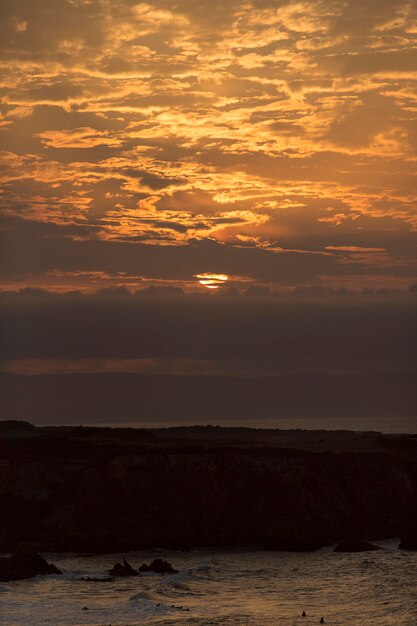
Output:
[
  {"xmin": 1, "ymin": 541, "xmax": 416, "ymax": 625},
  {"xmin": 87, "ymin": 416, "xmax": 417, "ymax": 434}
]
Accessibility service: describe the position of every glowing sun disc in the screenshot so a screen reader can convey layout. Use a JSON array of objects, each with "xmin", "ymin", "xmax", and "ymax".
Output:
[{"xmin": 196, "ymin": 273, "xmax": 229, "ymax": 289}]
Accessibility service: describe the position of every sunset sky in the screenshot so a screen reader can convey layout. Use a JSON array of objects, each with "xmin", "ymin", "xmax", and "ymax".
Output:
[
  {"xmin": 1, "ymin": 0, "xmax": 416, "ymax": 295},
  {"xmin": 0, "ymin": 0, "xmax": 416, "ymax": 385}
]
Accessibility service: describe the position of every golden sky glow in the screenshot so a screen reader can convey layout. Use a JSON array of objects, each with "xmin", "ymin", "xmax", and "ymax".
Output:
[
  {"xmin": 196, "ymin": 273, "xmax": 229, "ymax": 289},
  {"xmin": 0, "ymin": 0, "xmax": 416, "ymax": 292}
]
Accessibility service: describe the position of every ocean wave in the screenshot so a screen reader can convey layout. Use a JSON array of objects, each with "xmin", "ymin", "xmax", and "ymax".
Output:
[
  {"xmin": 129, "ymin": 590, "xmax": 157, "ymax": 602},
  {"xmin": 1, "ymin": 550, "xmax": 415, "ymax": 625},
  {"xmin": 154, "ymin": 562, "xmax": 215, "ymax": 598}
]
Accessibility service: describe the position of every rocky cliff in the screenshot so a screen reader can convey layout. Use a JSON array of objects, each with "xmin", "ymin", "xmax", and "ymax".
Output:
[{"xmin": 0, "ymin": 425, "xmax": 416, "ymax": 552}]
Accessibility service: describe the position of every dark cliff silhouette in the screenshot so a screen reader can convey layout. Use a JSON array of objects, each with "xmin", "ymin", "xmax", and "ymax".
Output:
[{"xmin": 0, "ymin": 424, "xmax": 416, "ymax": 552}]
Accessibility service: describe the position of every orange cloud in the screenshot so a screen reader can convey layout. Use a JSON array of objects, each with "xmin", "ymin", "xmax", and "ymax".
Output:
[{"xmin": 0, "ymin": 0, "xmax": 416, "ymax": 291}]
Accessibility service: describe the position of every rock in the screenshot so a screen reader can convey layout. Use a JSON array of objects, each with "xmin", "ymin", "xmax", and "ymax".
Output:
[
  {"xmin": 399, "ymin": 535, "xmax": 417, "ymax": 550},
  {"xmin": 109, "ymin": 559, "xmax": 139, "ymax": 577},
  {"xmin": 334, "ymin": 540, "xmax": 382, "ymax": 552},
  {"xmin": 138, "ymin": 558, "xmax": 178, "ymax": 574},
  {"xmin": 0, "ymin": 544, "xmax": 62, "ymax": 582},
  {"xmin": 0, "ymin": 420, "xmax": 36, "ymax": 435}
]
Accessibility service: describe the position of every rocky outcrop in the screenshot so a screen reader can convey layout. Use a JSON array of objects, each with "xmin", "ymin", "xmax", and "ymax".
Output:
[
  {"xmin": 334, "ymin": 540, "xmax": 382, "ymax": 552},
  {"xmin": 138, "ymin": 558, "xmax": 177, "ymax": 573},
  {"xmin": 109, "ymin": 559, "xmax": 139, "ymax": 577},
  {"xmin": 0, "ymin": 544, "xmax": 61, "ymax": 581},
  {"xmin": 0, "ymin": 428, "xmax": 416, "ymax": 553}
]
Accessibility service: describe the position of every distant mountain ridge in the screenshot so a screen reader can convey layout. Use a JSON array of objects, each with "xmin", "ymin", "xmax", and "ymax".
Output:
[{"xmin": 0, "ymin": 372, "xmax": 415, "ymax": 424}]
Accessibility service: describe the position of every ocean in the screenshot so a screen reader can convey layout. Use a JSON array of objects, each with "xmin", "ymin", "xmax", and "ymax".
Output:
[
  {"xmin": 1, "ymin": 542, "xmax": 416, "ymax": 625},
  {"xmin": 90, "ymin": 415, "xmax": 417, "ymax": 434}
]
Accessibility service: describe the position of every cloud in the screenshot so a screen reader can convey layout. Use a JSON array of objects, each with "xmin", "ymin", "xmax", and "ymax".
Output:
[
  {"xmin": 0, "ymin": 0, "xmax": 416, "ymax": 293},
  {"xmin": 37, "ymin": 128, "xmax": 124, "ymax": 149},
  {"xmin": 325, "ymin": 246, "xmax": 386, "ymax": 253},
  {"xmin": 1, "ymin": 214, "xmax": 416, "ymax": 295},
  {"xmin": 0, "ymin": 289, "xmax": 417, "ymax": 376},
  {"xmin": 0, "ymin": 288, "xmax": 416, "ymax": 377}
]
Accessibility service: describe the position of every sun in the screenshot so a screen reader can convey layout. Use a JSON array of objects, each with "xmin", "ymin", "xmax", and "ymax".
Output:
[{"xmin": 196, "ymin": 273, "xmax": 229, "ymax": 289}]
